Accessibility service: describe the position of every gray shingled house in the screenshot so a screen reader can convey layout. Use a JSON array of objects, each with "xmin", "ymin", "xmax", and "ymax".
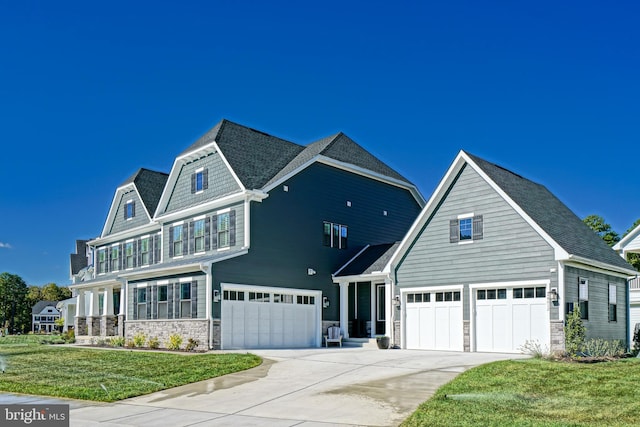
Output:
[
  {"xmin": 70, "ymin": 119, "xmax": 424, "ymax": 349},
  {"xmin": 386, "ymin": 150, "xmax": 636, "ymax": 353}
]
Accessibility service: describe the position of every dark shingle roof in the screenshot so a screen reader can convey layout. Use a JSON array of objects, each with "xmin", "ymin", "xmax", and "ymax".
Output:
[
  {"xmin": 335, "ymin": 243, "xmax": 399, "ymax": 277},
  {"xmin": 466, "ymin": 152, "xmax": 634, "ymax": 272},
  {"xmin": 32, "ymin": 301, "xmax": 58, "ymax": 315},
  {"xmin": 121, "ymin": 168, "xmax": 169, "ymax": 217},
  {"xmin": 180, "ymin": 120, "xmax": 305, "ymax": 189},
  {"xmin": 70, "ymin": 254, "xmax": 87, "ymax": 275},
  {"xmin": 267, "ymin": 133, "xmax": 410, "ymax": 187}
]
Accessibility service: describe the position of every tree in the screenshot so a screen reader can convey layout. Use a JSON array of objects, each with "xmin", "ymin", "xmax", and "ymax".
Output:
[
  {"xmin": 623, "ymin": 218, "xmax": 640, "ymax": 271},
  {"xmin": 41, "ymin": 283, "xmax": 72, "ymax": 301},
  {"xmin": 0, "ymin": 273, "xmax": 30, "ymax": 334},
  {"xmin": 583, "ymin": 214, "xmax": 620, "ymax": 247}
]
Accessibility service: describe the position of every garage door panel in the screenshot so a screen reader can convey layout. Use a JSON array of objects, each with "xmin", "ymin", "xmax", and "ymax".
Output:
[{"xmin": 405, "ymin": 291, "xmax": 462, "ymax": 351}]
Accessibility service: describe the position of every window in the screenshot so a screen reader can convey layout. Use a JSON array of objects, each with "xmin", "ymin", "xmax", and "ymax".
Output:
[
  {"xmin": 140, "ymin": 237, "xmax": 150, "ymax": 266},
  {"xmin": 172, "ymin": 224, "xmax": 184, "ymax": 257},
  {"xmin": 377, "ymin": 285, "xmax": 386, "ymax": 322},
  {"xmin": 249, "ymin": 292, "xmax": 270, "ymax": 302},
  {"xmin": 608, "ymin": 284, "xmax": 617, "ymax": 322},
  {"xmin": 191, "ymin": 168, "xmax": 208, "ymax": 193},
  {"xmin": 125, "ymin": 242, "xmax": 134, "ymax": 269},
  {"xmin": 180, "ymin": 283, "xmax": 191, "ymax": 318},
  {"xmin": 450, "ymin": 215, "xmax": 483, "ymax": 243},
  {"xmin": 137, "ymin": 287, "xmax": 147, "ymax": 319},
  {"xmin": 223, "ymin": 290, "xmax": 245, "ymax": 301},
  {"xmin": 125, "ymin": 200, "xmax": 135, "ymax": 220},
  {"xmin": 323, "ymin": 221, "xmax": 348, "ymax": 249},
  {"xmin": 579, "ymin": 278, "xmax": 589, "ymax": 320},
  {"xmin": 273, "ymin": 293, "xmax": 294, "ymax": 304},
  {"xmin": 111, "ymin": 245, "xmax": 120, "ymax": 271},
  {"xmin": 297, "ymin": 295, "xmax": 315, "ymax": 305},
  {"xmin": 194, "ymin": 219, "xmax": 205, "ymax": 252},
  {"xmin": 218, "ymin": 213, "xmax": 230, "ymax": 248},
  {"xmin": 98, "ymin": 248, "xmax": 107, "ymax": 274},
  {"xmin": 436, "ymin": 291, "xmax": 461, "ymax": 302},
  {"xmin": 157, "ymin": 285, "xmax": 168, "ymax": 319}
]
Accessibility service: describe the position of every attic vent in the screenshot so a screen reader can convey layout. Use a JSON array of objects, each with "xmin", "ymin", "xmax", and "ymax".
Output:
[
  {"xmin": 346, "ymin": 201, "xmax": 352, "ymax": 207},
  {"xmin": 283, "ymin": 185, "xmax": 289, "ymax": 192}
]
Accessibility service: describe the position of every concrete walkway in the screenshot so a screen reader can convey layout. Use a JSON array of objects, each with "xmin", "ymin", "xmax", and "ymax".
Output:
[{"xmin": 1, "ymin": 348, "xmax": 526, "ymax": 426}]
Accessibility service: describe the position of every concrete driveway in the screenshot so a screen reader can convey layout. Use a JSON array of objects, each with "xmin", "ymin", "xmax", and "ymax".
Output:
[{"xmin": 2, "ymin": 348, "xmax": 526, "ymax": 426}]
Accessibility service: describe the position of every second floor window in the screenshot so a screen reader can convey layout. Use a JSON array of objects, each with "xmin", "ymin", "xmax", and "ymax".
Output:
[
  {"xmin": 191, "ymin": 168, "xmax": 208, "ymax": 193},
  {"xmin": 450, "ymin": 214, "xmax": 483, "ymax": 243},
  {"xmin": 111, "ymin": 246, "xmax": 120, "ymax": 271},
  {"xmin": 140, "ymin": 237, "xmax": 150, "ymax": 265},
  {"xmin": 323, "ymin": 222, "xmax": 347, "ymax": 249},
  {"xmin": 194, "ymin": 219, "xmax": 205, "ymax": 252},
  {"xmin": 172, "ymin": 224, "xmax": 184, "ymax": 257},
  {"xmin": 125, "ymin": 200, "xmax": 135, "ymax": 220},
  {"xmin": 125, "ymin": 242, "xmax": 134, "ymax": 269},
  {"xmin": 98, "ymin": 249, "xmax": 107, "ymax": 274},
  {"xmin": 217, "ymin": 213, "xmax": 230, "ymax": 248}
]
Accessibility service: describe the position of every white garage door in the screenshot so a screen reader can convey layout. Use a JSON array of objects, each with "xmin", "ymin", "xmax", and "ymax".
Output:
[
  {"xmin": 475, "ymin": 286, "xmax": 549, "ymax": 353},
  {"xmin": 221, "ymin": 285, "xmax": 321, "ymax": 349},
  {"xmin": 405, "ymin": 289, "xmax": 463, "ymax": 351}
]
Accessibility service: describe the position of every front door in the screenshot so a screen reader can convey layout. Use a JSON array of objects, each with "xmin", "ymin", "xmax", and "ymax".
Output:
[{"xmin": 376, "ymin": 284, "xmax": 386, "ymax": 335}]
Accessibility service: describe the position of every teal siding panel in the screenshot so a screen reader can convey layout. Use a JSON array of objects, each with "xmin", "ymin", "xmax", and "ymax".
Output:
[
  {"xmin": 396, "ymin": 165, "xmax": 557, "ymax": 321},
  {"xmin": 164, "ymin": 152, "xmax": 241, "ymax": 215}
]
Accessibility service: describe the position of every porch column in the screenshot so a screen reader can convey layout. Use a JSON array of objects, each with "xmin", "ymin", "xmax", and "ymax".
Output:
[
  {"xmin": 370, "ymin": 282, "xmax": 376, "ymax": 338},
  {"xmin": 103, "ymin": 286, "xmax": 114, "ymax": 316},
  {"xmin": 385, "ymin": 278, "xmax": 393, "ymax": 339},
  {"xmin": 74, "ymin": 291, "xmax": 87, "ymax": 336},
  {"xmin": 76, "ymin": 291, "xmax": 85, "ymax": 317},
  {"xmin": 87, "ymin": 289, "xmax": 100, "ymax": 336},
  {"xmin": 118, "ymin": 285, "xmax": 126, "ymax": 337},
  {"xmin": 339, "ymin": 282, "xmax": 350, "ymax": 339}
]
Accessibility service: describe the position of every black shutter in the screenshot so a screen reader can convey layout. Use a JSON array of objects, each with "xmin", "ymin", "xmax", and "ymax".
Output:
[
  {"xmin": 188, "ymin": 221, "xmax": 195, "ymax": 254},
  {"xmin": 229, "ymin": 210, "xmax": 236, "ymax": 246},
  {"xmin": 132, "ymin": 288, "xmax": 137, "ymax": 320},
  {"xmin": 119, "ymin": 243, "xmax": 125, "ymax": 270},
  {"xmin": 132, "ymin": 240, "xmax": 137, "ymax": 268},
  {"xmin": 473, "ymin": 215, "xmax": 483, "ymax": 240},
  {"xmin": 169, "ymin": 226, "xmax": 174, "ymax": 258},
  {"xmin": 211, "ymin": 214, "xmax": 218, "ymax": 249},
  {"xmin": 151, "ymin": 285, "xmax": 157, "ymax": 319},
  {"xmin": 146, "ymin": 286, "xmax": 152, "ymax": 319},
  {"xmin": 190, "ymin": 173, "xmax": 196, "ymax": 194},
  {"xmin": 191, "ymin": 282, "xmax": 198, "ymax": 318},
  {"xmin": 154, "ymin": 234, "xmax": 161, "ymax": 264},
  {"xmin": 132, "ymin": 201, "xmax": 136, "ymax": 218},
  {"xmin": 107, "ymin": 247, "xmax": 112, "ymax": 272},
  {"xmin": 137, "ymin": 239, "xmax": 142, "ymax": 266},
  {"xmin": 183, "ymin": 223, "xmax": 189, "ymax": 255},
  {"xmin": 167, "ymin": 284, "xmax": 173, "ymax": 319},
  {"xmin": 175, "ymin": 283, "xmax": 181, "ymax": 318},
  {"xmin": 203, "ymin": 168, "xmax": 209, "ymax": 190},
  {"xmin": 449, "ymin": 219, "xmax": 459, "ymax": 243},
  {"xmin": 204, "ymin": 217, "xmax": 211, "ymax": 251},
  {"xmin": 123, "ymin": 201, "xmax": 127, "ymax": 220}
]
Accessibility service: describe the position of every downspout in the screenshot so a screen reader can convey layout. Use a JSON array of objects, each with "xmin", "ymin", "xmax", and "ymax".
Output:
[{"xmin": 201, "ymin": 262, "xmax": 213, "ymax": 350}]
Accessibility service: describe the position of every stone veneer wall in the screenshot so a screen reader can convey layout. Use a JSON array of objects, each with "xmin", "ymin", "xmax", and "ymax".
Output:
[
  {"xmin": 463, "ymin": 320, "xmax": 470, "ymax": 352},
  {"xmin": 211, "ymin": 319, "xmax": 221, "ymax": 350},
  {"xmin": 393, "ymin": 320, "xmax": 401, "ymax": 348},
  {"xmin": 126, "ymin": 320, "xmax": 210, "ymax": 351},
  {"xmin": 550, "ymin": 320, "xmax": 565, "ymax": 353}
]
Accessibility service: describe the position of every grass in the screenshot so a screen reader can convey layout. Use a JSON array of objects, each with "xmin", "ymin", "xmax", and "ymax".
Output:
[
  {"xmin": 0, "ymin": 335, "xmax": 261, "ymax": 402},
  {"xmin": 402, "ymin": 358, "xmax": 640, "ymax": 427}
]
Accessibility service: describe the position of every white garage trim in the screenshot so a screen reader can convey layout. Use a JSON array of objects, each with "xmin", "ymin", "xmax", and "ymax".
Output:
[
  {"xmin": 220, "ymin": 283, "xmax": 322, "ymax": 349},
  {"xmin": 470, "ymin": 280, "xmax": 550, "ymax": 353},
  {"xmin": 400, "ymin": 285, "xmax": 463, "ymax": 351}
]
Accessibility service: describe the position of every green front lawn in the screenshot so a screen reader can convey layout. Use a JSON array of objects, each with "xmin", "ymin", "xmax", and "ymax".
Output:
[
  {"xmin": 403, "ymin": 358, "xmax": 640, "ymax": 426},
  {"xmin": 0, "ymin": 336, "xmax": 261, "ymax": 402}
]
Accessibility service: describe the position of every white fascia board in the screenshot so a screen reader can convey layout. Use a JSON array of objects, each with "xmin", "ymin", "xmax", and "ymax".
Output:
[
  {"xmin": 69, "ymin": 278, "xmax": 122, "ymax": 291},
  {"xmin": 89, "ymin": 223, "xmax": 161, "ymax": 247},
  {"xmin": 332, "ymin": 272, "xmax": 390, "ymax": 285},
  {"xmin": 118, "ymin": 261, "xmax": 209, "ymax": 281},
  {"xmin": 461, "ymin": 151, "xmax": 570, "ymax": 260},
  {"xmin": 614, "ymin": 223, "xmax": 640, "ymax": 251},
  {"xmin": 154, "ymin": 190, "xmax": 267, "ymax": 223},
  {"xmin": 563, "ymin": 256, "xmax": 638, "ymax": 278},
  {"xmin": 262, "ymin": 155, "xmax": 426, "ymax": 207},
  {"xmin": 132, "ymin": 183, "xmax": 153, "ymax": 220}
]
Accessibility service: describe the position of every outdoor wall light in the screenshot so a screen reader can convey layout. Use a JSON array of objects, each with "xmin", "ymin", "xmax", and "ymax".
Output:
[
  {"xmin": 323, "ymin": 296, "xmax": 330, "ymax": 308},
  {"xmin": 549, "ymin": 288, "xmax": 559, "ymax": 302},
  {"xmin": 307, "ymin": 268, "xmax": 316, "ymax": 276},
  {"xmin": 393, "ymin": 295, "xmax": 400, "ymax": 305}
]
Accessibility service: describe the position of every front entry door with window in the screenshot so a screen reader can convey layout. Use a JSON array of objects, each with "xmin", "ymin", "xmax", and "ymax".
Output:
[{"xmin": 376, "ymin": 284, "xmax": 386, "ymax": 335}]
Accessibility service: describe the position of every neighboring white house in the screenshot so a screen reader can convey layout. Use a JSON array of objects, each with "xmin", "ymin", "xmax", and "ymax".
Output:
[
  {"xmin": 32, "ymin": 301, "xmax": 61, "ymax": 333},
  {"xmin": 612, "ymin": 224, "xmax": 640, "ymax": 344},
  {"xmin": 56, "ymin": 298, "xmax": 77, "ymax": 333}
]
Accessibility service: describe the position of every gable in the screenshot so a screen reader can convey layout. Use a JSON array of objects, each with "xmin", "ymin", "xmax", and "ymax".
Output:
[
  {"xmin": 160, "ymin": 151, "xmax": 242, "ymax": 216},
  {"xmin": 396, "ymin": 164, "xmax": 556, "ymax": 287},
  {"xmin": 105, "ymin": 190, "xmax": 149, "ymax": 236}
]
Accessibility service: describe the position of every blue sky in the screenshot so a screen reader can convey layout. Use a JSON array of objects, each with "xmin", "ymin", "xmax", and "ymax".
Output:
[{"xmin": 1, "ymin": 1, "xmax": 639, "ymax": 287}]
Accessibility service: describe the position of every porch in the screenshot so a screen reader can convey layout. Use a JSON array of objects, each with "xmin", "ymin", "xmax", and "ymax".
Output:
[{"xmin": 73, "ymin": 283, "xmax": 126, "ymax": 338}]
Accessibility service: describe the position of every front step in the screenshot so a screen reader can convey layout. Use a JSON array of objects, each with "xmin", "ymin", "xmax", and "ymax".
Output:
[{"xmin": 342, "ymin": 337, "xmax": 379, "ymax": 349}]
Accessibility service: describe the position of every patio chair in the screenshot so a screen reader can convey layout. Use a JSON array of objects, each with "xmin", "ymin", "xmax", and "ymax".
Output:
[{"xmin": 324, "ymin": 325, "xmax": 342, "ymax": 347}]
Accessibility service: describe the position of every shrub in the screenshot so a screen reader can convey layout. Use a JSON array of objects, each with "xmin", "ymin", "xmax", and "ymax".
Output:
[
  {"xmin": 125, "ymin": 339, "xmax": 136, "ymax": 348},
  {"xmin": 519, "ymin": 340, "xmax": 551, "ymax": 359},
  {"xmin": 564, "ymin": 305, "xmax": 585, "ymax": 356},
  {"xmin": 133, "ymin": 332, "xmax": 146, "ymax": 348},
  {"xmin": 147, "ymin": 336, "xmax": 160, "ymax": 349},
  {"xmin": 62, "ymin": 329, "xmax": 75, "ymax": 343},
  {"xmin": 185, "ymin": 338, "xmax": 199, "ymax": 352},
  {"xmin": 109, "ymin": 336, "xmax": 125, "ymax": 347},
  {"xmin": 581, "ymin": 338, "xmax": 626, "ymax": 358},
  {"xmin": 166, "ymin": 334, "xmax": 183, "ymax": 350},
  {"xmin": 632, "ymin": 324, "xmax": 640, "ymax": 357}
]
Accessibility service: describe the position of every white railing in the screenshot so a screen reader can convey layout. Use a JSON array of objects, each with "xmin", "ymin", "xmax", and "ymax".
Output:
[{"xmin": 630, "ymin": 277, "xmax": 640, "ymax": 291}]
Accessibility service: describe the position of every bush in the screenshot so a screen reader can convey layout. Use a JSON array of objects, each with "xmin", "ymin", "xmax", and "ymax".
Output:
[
  {"xmin": 166, "ymin": 334, "xmax": 183, "ymax": 350},
  {"xmin": 519, "ymin": 340, "xmax": 551, "ymax": 359},
  {"xmin": 133, "ymin": 332, "xmax": 146, "ymax": 348},
  {"xmin": 185, "ymin": 338, "xmax": 199, "ymax": 352},
  {"xmin": 125, "ymin": 339, "xmax": 136, "ymax": 348},
  {"xmin": 147, "ymin": 336, "xmax": 160, "ymax": 349},
  {"xmin": 62, "ymin": 329, "xmax": 75, "ymax": 343},
  {"xmin": 108, "ymin": 336, "xmax": 125, "ymax": 347},
  {"xmin": 580, "ymin": 338, "xmax": 626, "ymax": 358},
  {"xmin": 564, "ymin": 305, "xmax": 585, "ymax": 356}
]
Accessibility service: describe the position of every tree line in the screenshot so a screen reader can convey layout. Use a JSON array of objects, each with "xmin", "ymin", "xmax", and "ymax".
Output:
[
  {"xmin": 0, "ymin": 272, "xmax": 71, "ymax": 334},
  {"xmin": 582, "ymin": 215, "xmax": 640, "ymax": 270}
]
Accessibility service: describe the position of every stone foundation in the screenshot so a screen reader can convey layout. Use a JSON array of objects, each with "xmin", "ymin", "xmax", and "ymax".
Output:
[
  {"xmin": 74, "ymin": 316, "xmax": 87, "ymax": 336},
  {"xmin": 87, "ymin": 317, "xmax": 101, "ymax": 336},
  {"xmin": 393, "ymin": 320, "xmax": 401, "ymax": 348},
  {"xmin": 463, "ymin": 320, "xmax": 470, "ymax": 352},
  {"xmin": 117, "ymin": 314, "xmax": 125, "ymax": 337},
  {"xmin": 126, "ymin": 319, "xmax": 210, "ymax": 351},
  {"xmin": 100, "ymin": 315, "xmax": 117, "ymax": 337},
  {"xmin": 211, "ymin": 319, "xmax": 221, "ymax": 350},
  {"xmin": 550, "ymin": 320, "xmax": 565, "ymax": 353}
]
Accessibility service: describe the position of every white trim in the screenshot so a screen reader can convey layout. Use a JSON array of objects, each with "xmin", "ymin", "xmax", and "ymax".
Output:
[
  {"xmin": 457, "ymin": 212, "xmax": 474, "ymax": 219},
  {"xmin": 157, "ymin": 280, "xmax": 169, "ymax": 285},
  {"xmin": 564, "ymin": 256, "xmax": 637, "ymax": 277},
  {"xmin": 179, "ymin": 277, "xmax": 193, "ymax": 283},
  {"xmin": 154, "ymin": 190, "xmax": 267, "ymax": 223},
  {"xmin": 193, "ymin": 214, "xmax": 206, "ymax": 221},
  {"xmin": 135, "ymin": 283, "xmax": 148, "ymax": 288},
  {"xmin": 217, "ymin": 207, "xmax": 231, "ymax": 215},
  {"xmin": 172, "ymin": 220, "xmax": 184, "ymax": 226},
  {"xmin": 468, "ymin": 279, "xmax": 550, "ymax": 289}
]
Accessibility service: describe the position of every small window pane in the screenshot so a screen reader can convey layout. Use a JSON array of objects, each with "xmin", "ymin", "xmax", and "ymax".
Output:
[
  {"xmin": 453, "ymin": 291, "xmax": 461, "ymax": 301},
  {"xmin": 487, "ymin": 289, "xmax": 496, "ymax": 300},
  {"xmin": 424, "ymin": 293, "xmax": 431, "ymax": 302},
  {"xmin": 415, "ymin": 293, "xmax": 422, "ymax": 303},
  {"xmin": 459, "ymin": 218, "xmax": 472, "ymax": 240},
  {"xmin": 524, "ymin": 288, "xmax": 535, "ymax": 298},
  {"xmin": 158, "ymin": 285, "xmax": 167, "ymax": 302},
  {"xmin": 513, "ymin": 288, "xmax": 523, "ymax": 298},
  {"xmin": 407, "ymin": 294, "xmax": 414, "ymax": 303},
  {"xmin": 435, "ymin": 292, "xmax": 444, "ymax": 302},
  {"xmin": 497, "ymin": 289, "xmax": 507, "ymax": 299},
  {"xmin": 444, "ymin": 292, "xmax": 453, "ymax": 302},
  {"xmin": 536, "ymin": 287, "xmax": 546, "ymax": 298},
  {"xmin": 181, "ymin": 283, "xmax": 191, "ymax": 300},
  {"xmin": 477, "ymin": 290, "xmax": 486, "ymax": 300}
]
